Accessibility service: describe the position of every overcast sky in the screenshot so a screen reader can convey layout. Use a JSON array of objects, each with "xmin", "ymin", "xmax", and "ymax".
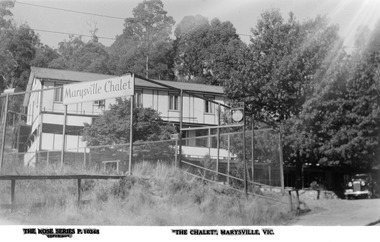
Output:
[{"xmin": 11, "ymin": 0, "xmax": 380, "ymax": 49}]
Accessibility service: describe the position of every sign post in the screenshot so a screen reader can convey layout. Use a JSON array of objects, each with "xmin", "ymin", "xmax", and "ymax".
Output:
[{"xmin": 128, "ymin": 94, "xmax": 134, "ymax": 176}]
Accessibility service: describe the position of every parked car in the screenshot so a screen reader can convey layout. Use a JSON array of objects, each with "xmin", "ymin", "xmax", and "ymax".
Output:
[{"xmin": 344, "ymin": 174, "xmax": 375, "ymax": 199}]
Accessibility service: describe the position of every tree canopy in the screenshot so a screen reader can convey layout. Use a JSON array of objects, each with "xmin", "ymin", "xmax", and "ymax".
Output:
[
  {"xmin": 82, "ymin": 98, "xmax": 176, "ymax": 146},
  {"xmin": 109, "ymin": 0, "xmax": 175, "ymax": 80},
  {"xmin": 174, "ymin": 15, "xmax": 244, "ymax": 85}
]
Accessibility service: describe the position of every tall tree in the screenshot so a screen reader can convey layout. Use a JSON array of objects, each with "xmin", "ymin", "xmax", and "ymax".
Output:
[
  {"xmin": 174, "ymin": 15, "xmax": 245, "ymax": 85},
  {"xmin": 0, "ymin": 23, "xmax": 40, "ymax": 91},
  {"xmin": 224, "ymin": 10, "xmax": 342, "ymax": 122},
  {"xmin": 48, "ymin": 36, "xmax": 111, "ymax": 74},
  {"xmin": 30, "ymin": 44, "xmax": 59, "ymax": 68},
  {"xmin": 223, "ymin": 10, "xmax": 342, "ymax": 187},
  {"xmin": 109, "ymin": 0, "xmax": 175, "ymax": 79},
  {"xmin": 298, "ymin": 21, "xmax": 380, "ymax": 171}
]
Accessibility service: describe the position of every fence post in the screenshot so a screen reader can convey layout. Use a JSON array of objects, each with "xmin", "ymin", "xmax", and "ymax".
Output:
[
  {"xmin": 83, "ymin": 148, "xmax": 87, "ymax": 169},
  {"xmin": 11, "ymin": 179, "xmax": 16, "ymax": 206},
  {"xmin": 61, "ymin": 105, "xmax": 67, "ymax": 170},
  {"xmin": 0, "ymin": 93, "xmax": 9, "ymax": 170},
  {"xmin": 46, "ymin": 150, "xmax": 49, "ymax": 167},
  {"xmin": 174, "ymin": 139, "xmax": 178, "ymax": 167},
  {"xmin": 227, "ymin": 133, "xmax": 230, "ymax": 184},
  {"xmin": 288, "ymin": 190, "xmax": 293, "ymax": 211},
  {"xmin": 77, "ymin": 179, "xmax": 81, "ymax": 206},
  {"xmin": 251, "ymin": 117, "xmax": 255, "ymax": 182},
  {"xmin": 279, "ymin": 124, "xmax": 285, "ymax": 190},
  {"xmin": 216, "ymin": 103, "xmax": 220, "ymax": 181},
  {"xmin": 268, "ymin": 164, "xmax": 272, "ymax": 186},
  {"xmin": 243, "ymin": 102, "xmax": 248, "ymax": 198}
]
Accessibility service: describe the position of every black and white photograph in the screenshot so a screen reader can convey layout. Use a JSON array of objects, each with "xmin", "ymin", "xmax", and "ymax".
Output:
[{"xmin": 0, "ymin": 0, "xmax": 379, "ymax": 241}]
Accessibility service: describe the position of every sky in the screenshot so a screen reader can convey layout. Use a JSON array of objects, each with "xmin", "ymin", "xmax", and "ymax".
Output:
[{"xmin": 10, "ymin": 0, "xmax": 380, "ymax": 49}]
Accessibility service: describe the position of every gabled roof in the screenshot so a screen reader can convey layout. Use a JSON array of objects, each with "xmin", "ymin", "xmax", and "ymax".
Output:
[
  {"xmin": 27, "ymin": 67, "xmax": 224, "ymax": 93},
  {"xmin": 24, "ymin": 67, "xmax": 225, "ymax": 106}
]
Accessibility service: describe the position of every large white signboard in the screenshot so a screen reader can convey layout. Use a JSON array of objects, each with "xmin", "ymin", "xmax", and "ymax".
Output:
[{"xmin": 62, "ymin": 74, "xmax": 134, "ymax": 105}]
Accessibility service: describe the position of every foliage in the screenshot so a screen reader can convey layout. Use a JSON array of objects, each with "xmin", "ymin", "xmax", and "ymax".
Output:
[
  {"xmin": 0, "ymin": 162, "xmax": 293, "ymax": 225},
  {"xmin": 224, "ymin": 10, "xmax": 341, "ymax": 122},
  {"xmin": 30, "ymin": 44, "xmax": 59, "ymax": 68},
  {"xmin": 82, "ymin": 98, "xmax": 176, "ymax": 146},
  {"xmin": 174, "ymin": 15, "xmax": 245, "ymax": 85},
  {"xmin": 294, "ymin": 20, "xmax": 380, "ymax": 170},
  {"xmin": 0, "ymin": 23, "xmax": 40, "ymax": 91},
  {"xmin": 109, "ymin": 0, "xmax": 175, "ymax": 79},
  {"xmin": 48, "ymin": 36, "xmax": 111, "ymax": 74}
]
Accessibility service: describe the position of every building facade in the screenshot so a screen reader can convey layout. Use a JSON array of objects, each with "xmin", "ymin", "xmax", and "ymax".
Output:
[{"xmin": 20, "ymin": 67, "xmax": 229, "ymax": 166}]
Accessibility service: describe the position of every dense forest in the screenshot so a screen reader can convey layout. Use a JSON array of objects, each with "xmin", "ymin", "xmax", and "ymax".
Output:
[{"xmin": 0, "ymin": 0, "xmax": 379, "ymax": 173}]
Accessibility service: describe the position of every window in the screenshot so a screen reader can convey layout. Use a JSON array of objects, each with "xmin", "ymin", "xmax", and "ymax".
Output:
[
  {"xmin": 54, "ymin": 84, "xmax": 63, "ymax": 102},
  {"xmin": 204, "ymin": 99, "xmax": 214, "ymax": 114},
  {"xmin": 94, "ymin": 100, "xmax": 105, "ymax": 108},
  {"xmin": 135, "ymin": 92, "xmax": 143, "ymax": 107},
  {"xmin": 169, "ymin": 95, "xmax": 179, "ymax": 111}
]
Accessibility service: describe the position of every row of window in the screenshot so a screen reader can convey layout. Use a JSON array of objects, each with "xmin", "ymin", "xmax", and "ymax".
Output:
[{"xmin": 54, "ymin": 87, "xmax": 215, "ymax": 114}]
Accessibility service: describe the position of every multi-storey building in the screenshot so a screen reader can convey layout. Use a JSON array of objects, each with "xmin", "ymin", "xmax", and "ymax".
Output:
[{"xmin": 19, "ymin": 67, "xmax": 229, "ymax": 166}]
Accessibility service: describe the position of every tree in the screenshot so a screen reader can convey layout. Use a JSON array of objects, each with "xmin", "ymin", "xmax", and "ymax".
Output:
[
  {"xmin": 0, "ymin": 23, "xmax": 40, "ymax": 91},
  {"xmin": 82, "ymin": 98, "xmax": 177, "ymax": 162},
  {"xmin": 297, "ymin": 21, "xmax": 380, "ymax": 171},
  {"xmin": 109, "ymin": 0, "xmax": 175, "ymax": 79},
  {"xmin": 0, "ymin": 0, "xmax": 13, "ymax": 29},
  {"xmin": 30, "ymin": 44, "xmax": 59, "ymax": 68},
  {"xmin": 174, "ymin": 15, "xmax": 245, "ymax": 85},
  {"xmin": 48, "ymin": 36, "xmax": 111, "ymax": 74},
  {"xmin": 224, "ymin": 10, "xmax": 342, "ymax": 122},
  {"xmin": 223, "ymin": 10, "xmax": 342, "ymax": 188}
]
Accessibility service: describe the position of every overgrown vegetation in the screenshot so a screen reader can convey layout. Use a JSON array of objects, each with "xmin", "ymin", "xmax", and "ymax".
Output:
[{"xmin": 0, "ymin": 162, "xmax": 293, "ymax": 225}]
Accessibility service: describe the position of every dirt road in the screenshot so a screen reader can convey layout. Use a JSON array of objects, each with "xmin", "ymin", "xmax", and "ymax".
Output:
[{"xmin": 290, "ymin": 198, "xmax": 380, "ymax": 226}]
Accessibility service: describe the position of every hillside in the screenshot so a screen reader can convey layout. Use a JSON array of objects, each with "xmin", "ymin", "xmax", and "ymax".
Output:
[{"xmin": 0, "ymin": 162, "xmax": 294, "ymax": 225}]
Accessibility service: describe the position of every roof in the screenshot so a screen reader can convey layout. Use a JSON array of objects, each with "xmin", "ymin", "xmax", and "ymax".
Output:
[
  {"xmin": 28, "ymin": 67, "xmax": 224, "ymax": 93},
  {"xmin": 23, "ymin": 67, "xmax": 224, "ymax": 106}
]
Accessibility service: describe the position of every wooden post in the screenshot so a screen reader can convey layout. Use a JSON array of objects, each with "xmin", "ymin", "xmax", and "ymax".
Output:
[
  {"xmin": 77, "ymin": 178, "xmax": 81, "ymax": 206},
  {"xmin": 11, "ymin": 179, "xmax": 15, "ymax": 206},
  {"xmin": 208, "ymin": 128, "xmax": 211, "ymax": 156},
  {"xmin": 38, "ymin": 88, "xmax": 44, "ymax": 154},
  {"xmin": 178, "ymin": 89, "xmax": 183, "ymax": 168},
  {"xmin": 288, "ymin": 190, "xmax": 293, "ymax": 211},
  {"xmin": 243, "ymin": 103, "xmax": 248, "ymax": 197},
  {"xmin": 83, "ymin": 148, "xmax": 87, "ymax": 169},
  {"xmin": 128, "ymin": 95, "xmax": 134, "ymax": 176},
  {"xmin": 268, "ymin": 164, "xmax": 272, "ymax": 186},
  {"xmin": 227, "ymin": 133, "xmax": 230, "ymax": 184},
  {"xmin": 251, "ymin": 117, "xmax": 255, "ymax": 182},
  {"xmin": 279, "ymin": 124, "xmax": 285, "ymax": 190},
  {"xmin": 46, "ymin": 150, "xmax": 49, "ymax": 167},
  {"xmin": 174, "ymin": 139, "xmax": 178, "ymax": 167},
  {"xmin": 0, "ymin": 93, "xmax": 9, "ymax": 169},
  {"xmin": 216, "ymin": 103, "xmax": 220, "ymax": 181},
  {"xmin": 61, "ymin": 105, "xmax": 67, "ymax": 170}
]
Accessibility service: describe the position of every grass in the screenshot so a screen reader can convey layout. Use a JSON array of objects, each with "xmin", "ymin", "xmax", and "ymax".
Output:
[{"xmin": 0, "ymin": 162, "xmax": 295, "ymax": 225}]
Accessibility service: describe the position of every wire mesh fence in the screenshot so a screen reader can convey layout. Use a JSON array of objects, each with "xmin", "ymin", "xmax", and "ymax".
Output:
[{"xmin": 0, "ymin": 86, "xmax": 284, "ymax": 191}]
